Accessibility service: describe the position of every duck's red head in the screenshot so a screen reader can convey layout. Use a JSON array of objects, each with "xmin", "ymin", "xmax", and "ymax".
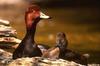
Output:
[
  {"xmin": 25, "ymin": 5, "xmax": 40, "ymax": 20},
  {"xmin": 25, "ymin": 5, "xmax": 50, "ymax": 27}
]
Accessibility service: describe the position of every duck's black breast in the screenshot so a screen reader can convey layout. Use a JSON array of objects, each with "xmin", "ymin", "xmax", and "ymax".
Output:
[{"xmin": 13, "ymin": 37, "xmax": 42, "ymax": 59}]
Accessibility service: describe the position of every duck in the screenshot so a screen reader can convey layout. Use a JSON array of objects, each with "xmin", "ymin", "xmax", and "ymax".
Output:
[
  {"xmin": 42, "ymin": 32, "xmax": 68, "ymax": 59},
  {"xmin": 42, "ymin": 32, "xmax": 88, "ymax": 65},
  {"xmin": 13, "ymin": 5, "xmax": 50, "ymax": 59},
  {"xmin": 55, "ymin": 32, "xmax": 88, "ymax": 65}
]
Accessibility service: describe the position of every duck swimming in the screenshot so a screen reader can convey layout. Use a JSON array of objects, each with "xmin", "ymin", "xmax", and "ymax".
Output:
[
  {"xmin": 42, "ymin": 32, "xmax": 88, "ymax": 65},
  {"xmin": 13, "ymin": 5, "xmax": 50, "ymax": 59},
  {"xmin": 42, "ymin": 32, "xmax": 68, "ymax": 59}
]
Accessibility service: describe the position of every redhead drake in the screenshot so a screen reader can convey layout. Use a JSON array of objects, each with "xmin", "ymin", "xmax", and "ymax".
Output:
[{"xmin": 13, "ymin": 5, "xmax": 50, "ymax": 59}]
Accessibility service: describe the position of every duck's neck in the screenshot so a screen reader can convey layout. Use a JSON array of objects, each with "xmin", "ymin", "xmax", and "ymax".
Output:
[{"xmin": 25, "ymin": 18, "xmax": 40, "ymax": 41}]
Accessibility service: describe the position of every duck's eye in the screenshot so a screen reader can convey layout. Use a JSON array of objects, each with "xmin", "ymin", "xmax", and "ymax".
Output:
[{"xmin": 32, "ymin": 10, "xmax": 36, "ymax": 13}]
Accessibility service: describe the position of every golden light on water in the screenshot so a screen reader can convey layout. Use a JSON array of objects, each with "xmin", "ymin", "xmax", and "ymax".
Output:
[
  {"xmin": 38, "ymin": 21, "xmax": 45, "ymax": 28},
  {"xmin": 48, "ymin": 34, "xmax": 55, "ymax": 41}
]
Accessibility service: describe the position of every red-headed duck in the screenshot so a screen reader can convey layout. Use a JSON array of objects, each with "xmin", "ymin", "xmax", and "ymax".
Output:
[{"xmin": 13, "ymin": 5, "xmax": 50, "ymax": 59}]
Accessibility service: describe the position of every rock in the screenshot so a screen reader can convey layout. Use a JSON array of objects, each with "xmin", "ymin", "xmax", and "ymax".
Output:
[
  {"xmin": 0, "ymin": 49, "xmax": 12, "ymax": 59},
  {"xmin": 0, "ymin": 24, "xmax": 17, "ymax": 36},
  {"xmin": 0, "ymin": 49, "xmax": 99, "ymax": 66},
  {"xmin": 0, "ymin": 19, "xmax": 10, "ymax": 26},
  {"xmin": 0, "ymin": 49, "xmax": 12, "ymax": 65},
  {"xmin": 0, "ymin": 49, "xmax": 84, "ymax": 66},
  {"xmin": 0, "ymin": 19, "xmax": 21, "ymax": 48},
  {"xmin": 8, "ymin": 57, "xmax": 84, "ymax": 66}
]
